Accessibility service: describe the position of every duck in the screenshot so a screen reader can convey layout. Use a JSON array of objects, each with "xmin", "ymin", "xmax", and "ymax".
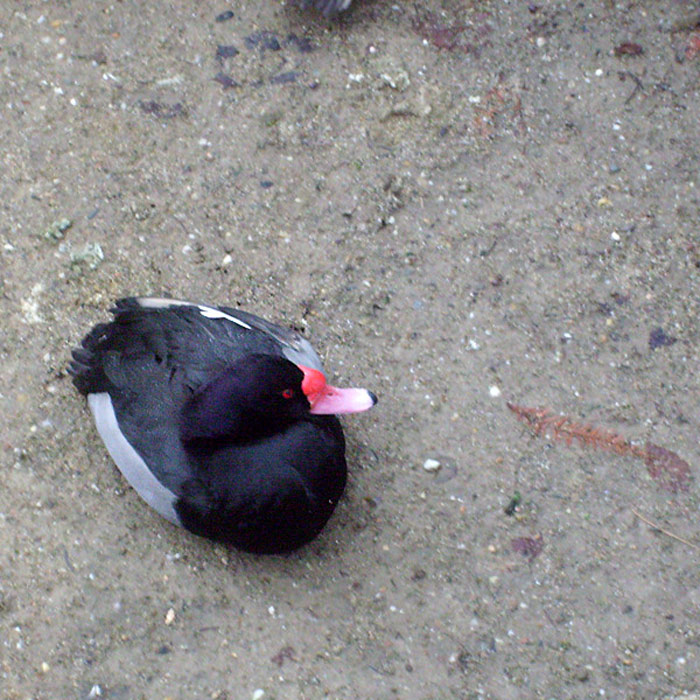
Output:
[
  {"xmin": 69, "ymin": 297, "xmax": 376, "ymax": 554},
  {"xmin": 299, "ymin": 0, "xmax": 353, "ymax": 17}
]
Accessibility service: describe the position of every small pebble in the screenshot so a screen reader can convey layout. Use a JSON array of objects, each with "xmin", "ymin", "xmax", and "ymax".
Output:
[
  {"xmin": 423, "ymin": 458, "xmax": 441, "ymax": 472},
  {"xmin": 88, "ymin": 685, "xmax": 102, "ymax": 698},
  {"xmin": 70, "ymin": 242, "xmax": 104, "ymax": 269},
  {"xmin": 489, "ymin": 385, "xmax": 501, "ymax": 398},
  {"xmin": 43, "ymin": 218, "xmax": 72, "ymax": 241},
  {"xmin": 216, "ymin": 44, "xmax": 239, "ymax": 59},
  {"xmin": 214, "ymin": 72, "xmax": 238, "ymax": 89},
  {"xmin": 40, "ymin": 661, "xmax": 50, "ymax": 674},
  {"xmin": 164, "ymin": 607, "xmax": 175, "ymax": 625},
  {"xmin": 215, "ymin": 10, "xmax": 234, "ymax": 22},
  {"xmin": 252, "ymin": 690, "xmax": 265, "ymax": 700}
]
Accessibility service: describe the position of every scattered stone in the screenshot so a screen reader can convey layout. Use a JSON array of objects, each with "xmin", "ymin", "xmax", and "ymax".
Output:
[
  {"xmin": 270, "ymin": 71, "xmax": 299, "ymax": 85},
  {"xmin": 164, "ymin": 607, "xmax": 175, "ymax": 625},
  {"xmin": 90, "ymin": 49, "xmax": 108, "ymax": 65},
  {"xmin": 614, "ymin": 42, "xmax": 643, "ymax": 57},
  {"xmin": 43, "ymin": 218, "xmax": 72, "ymax": 241},
  {"xmin": 286, "ymin": 33, "xmax": 314, "ymax": 54},
  {"xmin": 70, "ymin": 242, "xmax": 104, "ymax": 269},
  {"xmin": 423, "ymin": 458, "xmax": 441, "ymax": 472},
  {"xmin": 379, "ymin": 69, "xmax": 410, "ymax": 91},
  {"xmin": 270, "ymin": 645, "xmax": 296, "ymax": 666},
  {"xmin": 411, "ymin": 567, "xmax": 427, "ymax": 581},
  {"xmin": 648, "ymin": 326, "xmax": 677, "ymax": 350},
  {"xmin": 21, "ymin": 288, "xmax": 44, "ymax": 324},
  {"xmin": 489, "ymin": 385, "xmax": 501, "ymax": 398},
  {"xmin": 504, "ymin": 491, "xmax": 521, "ymax": 516},
  {"xmin": 214, "ymin": 72, "xmax": 238, "ymax": 89},
  {"xmin": 216, "ymin": 45, "xmax": 239, "ymax": 59},
  {"xmin": 252, "ymin": 690, "xmax": 264, "ymax": 700},
  {"xmin": 88, "ymin": 685, "xmax": 102, "ymax": 698},
  {"xmin": 139, "ymin": 100, "xmax": 184, "ymax": 119},
  {"xmin": 245, "ymin": 31, "xmax": 281, "ymax": 51},
  {"xmin": 215, "ymin": 10, "xmax": 234, "ymax": 22},
  {"xmin": 512, "ymin": 535, "xmax": 543, "ymax": 562}
]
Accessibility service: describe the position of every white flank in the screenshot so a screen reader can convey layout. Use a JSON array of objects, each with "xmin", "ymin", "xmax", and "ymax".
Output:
[{"xmin": 88, "ymin": 392, "xmax": 181, "ymax": 525}]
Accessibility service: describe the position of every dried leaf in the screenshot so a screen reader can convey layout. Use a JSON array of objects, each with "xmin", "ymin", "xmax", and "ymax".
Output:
[
  {"xmin": 512, "ymin": 535, "xmax": 543, "ymax": 562},
  {"xmin": 271, "ymin": 645, "xmax": 296, "ymax": 667},
  {"xmin": 686, "ymin": 31, "xmax": 700, "ymax": 60},
  {"xmin": 614, "ymin": 42, "xmax": 643, "ymax": 56},
  {"xmin": 644, "ymin": 442, "xmax": 691, "ymax": 493}
]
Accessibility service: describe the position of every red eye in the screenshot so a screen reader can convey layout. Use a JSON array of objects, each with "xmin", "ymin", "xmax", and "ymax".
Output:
[{"xmin": 282, "ymin": 388, "xmax": 294, "ymax": 399}]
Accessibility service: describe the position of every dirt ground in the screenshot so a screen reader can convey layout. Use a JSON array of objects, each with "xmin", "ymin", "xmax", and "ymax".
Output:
[{"xmin": 1, "ymin": 1, "xmax": 699, "ymax": 698}]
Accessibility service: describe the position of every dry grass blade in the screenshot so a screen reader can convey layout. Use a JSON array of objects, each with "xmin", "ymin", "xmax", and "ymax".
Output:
[{"xmin": 632, "ymin": 509, "xmax": 698, "ymax": 549}]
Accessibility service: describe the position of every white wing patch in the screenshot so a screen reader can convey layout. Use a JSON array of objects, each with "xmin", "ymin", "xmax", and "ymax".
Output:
[
  {"xmin": 196, "ymin": 305, "xmax": 252, "ymax": 329},
  {"xmin": 135, "ymin": 297, "xmax": 251, "ymax": 329},
  {"xmin": 88, "ymin": 392, "xmax": 181, "ymax": 526}
]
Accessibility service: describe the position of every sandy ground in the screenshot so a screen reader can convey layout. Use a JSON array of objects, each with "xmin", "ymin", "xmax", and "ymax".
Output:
[{"xmin": 2, "ymin": 1, "xmax": 700, "ymax": 698}]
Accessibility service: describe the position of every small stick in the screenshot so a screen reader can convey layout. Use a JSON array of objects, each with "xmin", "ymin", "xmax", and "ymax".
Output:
[{"xmin": 631, "ymin": 508, "xmax": 699, "ymax": 550}]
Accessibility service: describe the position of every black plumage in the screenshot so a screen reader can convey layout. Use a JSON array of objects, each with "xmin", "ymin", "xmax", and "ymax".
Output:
[{"xmin": 70, "ymin": 298, "xmax": 375, "ymax": 553}]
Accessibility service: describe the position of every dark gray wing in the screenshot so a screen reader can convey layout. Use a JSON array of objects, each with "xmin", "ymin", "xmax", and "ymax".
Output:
[{"xmin": 133, "ymin": 297, "xmax": 324, "ymax": 373}]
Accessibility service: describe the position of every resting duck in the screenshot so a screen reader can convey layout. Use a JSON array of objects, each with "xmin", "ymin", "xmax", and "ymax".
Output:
[
  {"xmin": 299, "ymin": 0, "xmax": 353, "ymax": 17},
  {"xmin": 69, "ymin": 297, "xmax": 376, "ymax": 553}
]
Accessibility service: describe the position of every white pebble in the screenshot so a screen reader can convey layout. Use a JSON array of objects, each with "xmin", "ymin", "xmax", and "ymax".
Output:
[
  {"xmin": 489, "ymin": 385, "xmax": 502, "ymax": 398},
  {"xmin": 252, "ymin": 690, "xmax": 265, "ymax": 700},
  {"xmin": 164, "ymin": 608, "xmax": 175, "ymax": 625},
  {"xmin": 423, "ymin": 458, "xmax": 441, "ymax": 472}
]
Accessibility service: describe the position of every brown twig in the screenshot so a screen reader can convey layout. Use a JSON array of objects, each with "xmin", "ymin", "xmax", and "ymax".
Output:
[
  {"xmin": 507, "ymin": 403, "xmax": 691, "ymax": 493},
  {"xmin": 507, "ymin": 403, "xmax": 643, "ymax": 456},
  {"xmin": 631, "ymin": 509, "xmax": 699, "ymax": 550}
]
